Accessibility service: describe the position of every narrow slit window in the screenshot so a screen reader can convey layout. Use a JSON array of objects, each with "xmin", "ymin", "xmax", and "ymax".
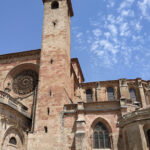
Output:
[
  {"xmin": 51, "ymin": 1, "xmax": 59, "ymax": 9},
  {"xmin": 44, "ymin": 126, "xmax": 48, "ymax": 133},
  {"xmin": 47, "ymin": 107, "xmax": 50, "ymax": 115},
  {"xmin": 49, "ymin": 90, "xmax": 52, "ymax": 96},
  {"xmin": 50, "ymin": 59, "xmax": 53, "ymax": 64}
]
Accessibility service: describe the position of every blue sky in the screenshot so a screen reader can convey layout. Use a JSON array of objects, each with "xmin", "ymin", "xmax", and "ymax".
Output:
[{"xmin": 0, "ymin": 0, "xmax": 150, "ymax": 82}]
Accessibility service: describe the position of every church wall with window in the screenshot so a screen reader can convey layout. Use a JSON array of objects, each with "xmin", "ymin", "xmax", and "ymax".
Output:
[
  {"xmin": 83, "ymin": 111, "xmax": 122, "ymax": 150},
  {"xmin": 0, "ymin": 50, "xmax": 40, "ymax": 116},
  {"xmin": 80, "ymin": 79, "xmax": 149, "ymax": 108},
  {"xmin": 0, "ymin": 103, "xmax": 30, "ymax": 150}
]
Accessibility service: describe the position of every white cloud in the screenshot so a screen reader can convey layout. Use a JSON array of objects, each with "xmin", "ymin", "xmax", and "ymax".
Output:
[
  {"xmin": 100, "ymin": 40, "xmax": 113, "ymax": 50},
  {"xmin": 104, "ymin": 32, "xmax": 111, "ymax": 39},
  {"xmin": 91, "ymin": 41, "xmax": 99, "ymax": 51},
  {"xmin": 121, "ymin": 9, "xmax": 135, "ymax": 17},
  {"xmin": 76, "ymin": 32, "xmax": 83, "ymax": 38},
  {"xmin": 118, "ymin": 0, "xmax": 135, "ymax": 11},
  {"xmin": 107, "ymin": 1, "xmax": 115, "ymax": 8},
  {"xmin": 116, "ymin": 16, "xmax": 124, "ymax": 24},
  {"xmin": 96, "ymin": 50, "xmax": 104, "ymax": 56},
  {"xmin": 132, "ymin": 35, "xmax": 143, "ymax": 41},
  {"xmin": 120, "ymin": 22, "xmax": 130, "ymax": 36},
  {"xmin": 107, "ymin": 14, "xmax": 115, "ymax": 24},
  {"xmin": 138, "ymin": 0, "xmax": 150, "ymax": 20},
  {"xmin": 135, "ymin": 22, "xmax": 142, "ymax": 31},
  {"xmin": 92, "ymin": 29, "xmax": 102, "ymax": 37},
  {"xmin": 107, "ymin": 24, "xmax": 118, "ymax": 36},
  {"xmin": 73, "ymin": 0, "xmax": 150, "ymax": 73}
]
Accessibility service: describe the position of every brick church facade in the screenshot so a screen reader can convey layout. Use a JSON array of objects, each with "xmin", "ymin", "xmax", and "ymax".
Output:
[{"xmin": 0, "ymin": 0, "xmax": 150, "ymax": 150}]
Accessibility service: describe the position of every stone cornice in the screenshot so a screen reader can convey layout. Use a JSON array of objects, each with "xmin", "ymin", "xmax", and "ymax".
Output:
[
  {"xmin": 64, "ymin": 101, "xmax": 121, "ymax": 114},
  {"xmin": 0, "ymin": 49, "xmax": 41, "ymax": 64},
  {"xmin": 119, "ymin": 107, "xmax": 150, "ymax": 128},
  {"xmin": 81, "ymin": 80, "xmax": 119, "ymax": 87},
  {"xmin": 0, "ymin": 91, "xmax": 30, "ymax": 118},
  {"xmin": 81, "ymin": 79, "xmax": 150, "ymax": 87}
]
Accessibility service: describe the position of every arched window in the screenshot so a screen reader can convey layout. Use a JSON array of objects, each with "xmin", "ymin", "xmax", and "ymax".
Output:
[
  {"xmin": 51, "ymin": 1, "xmax": 59, "ymax": 9},
  {"xmin": 107, "ymin": 87, "xmax": 115, "ymax": 101},
  {"xmin": 9, "ymin": 137, "xmax": 17, "ymax": 145},
  {"xmin": 129, "ymin": 88, "xmax": 137, "ymax": 102},
  {"xmin": 93, "ymin": 122, "xmax": 110, "ymax": 149},
  {"xmin": 147, "ymin": 129, "xmax": 150, "ymax": 146},
  {"xmin": 86, "ymin": 89, "xmax": 92, "ymax": 102}
]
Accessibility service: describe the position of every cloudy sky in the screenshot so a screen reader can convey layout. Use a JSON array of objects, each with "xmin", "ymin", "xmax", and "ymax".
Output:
[{"xmin": 0, "ymin": 0, "xmax": 150, "ymax": 82}]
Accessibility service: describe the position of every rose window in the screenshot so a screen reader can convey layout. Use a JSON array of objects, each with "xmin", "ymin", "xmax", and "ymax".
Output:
[{"xmin": 12, "ymin": 70, "xmax": 38, "ymax": 95}]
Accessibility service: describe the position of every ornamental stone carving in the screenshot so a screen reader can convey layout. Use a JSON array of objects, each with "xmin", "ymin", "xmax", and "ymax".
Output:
[{"xmin": 12, "ymin": 70, "xmax": 38, "ymax": 95}]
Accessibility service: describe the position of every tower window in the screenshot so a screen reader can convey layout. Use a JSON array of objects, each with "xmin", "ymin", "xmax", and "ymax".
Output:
[
  {"xmin": 47, "ymin": 107, "xmax": 50, "ymax": 115},
  {"xmin": 129, "ymin": 88, "xmax": 137, "ymax": 102},
  {"xmin": 86, "ymin": 89, "xmax": 92, "ymax": 102},
  {"xmin": 49, "ymin": 90, "xmax": 52, "ymax": 96},
  {"xmin": 9, "ymin": 137, "xmax": 17, "ymax": 145},
  {"xmin": 51, "ymin": 1, "xmax": 59, "ymax": 9},
  {"xmin": 44, "ymin": 126, "xmax": 48, "ymax": 133},
  {"xmin": 93, "ymin": 122, "xmax": 110, "ymax": 149},
  {"xmin": 107, "ymin": 87, "xmax": 115, "ymax": 101}
]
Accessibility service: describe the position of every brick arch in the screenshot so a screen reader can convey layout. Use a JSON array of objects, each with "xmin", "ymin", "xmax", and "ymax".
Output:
[
  {"xmin": 1, "ymin": 126, "xmax": 25, "ymax": 150},
  {"xmin": 91, "ymin": 117, "xmax": 112, "ymax": 134},
  {"xmin": 4, "ymin": 63, "xmax": 39, "ymax": 80},
  {"xmin": 3, "ymin": 63, "xmax": 39, "ymax": 98},
  {"xmin": 90, "ymin": 117, "xmax": 113, "ymax": 149}
]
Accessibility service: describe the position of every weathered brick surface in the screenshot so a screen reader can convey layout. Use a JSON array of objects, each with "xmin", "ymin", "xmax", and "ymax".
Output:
[
  {"xmin": 28, "ymin": 1, "xmax": 73, "ymax": 149},
  {"xmin": 0, "ymin": 0, "xmax": 150, "ymax": 150},
  {"xmin": 0, "ymin": 50, "xmax": 40, "ymax": 116}
]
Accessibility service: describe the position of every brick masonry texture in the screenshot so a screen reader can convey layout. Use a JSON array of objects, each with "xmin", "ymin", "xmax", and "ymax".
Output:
[{"xmin": 0, "ymin": 0, "xmax": 150, "ymax": 150}]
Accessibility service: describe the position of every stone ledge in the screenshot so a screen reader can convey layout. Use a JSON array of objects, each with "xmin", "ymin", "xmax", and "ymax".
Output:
[
  {"xmin": 0, "ymin": 91, "xmax": 30, "ymax": 118},
  {"xmin": 119, "ymin": 107, "xmax": 150, "ymax": 127}
]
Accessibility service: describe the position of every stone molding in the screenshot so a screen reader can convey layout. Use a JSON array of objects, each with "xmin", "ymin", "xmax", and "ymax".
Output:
[
  {"xmin": 0, "ymin": 91, "xmax": 30, "ymax": 118},
  {"xmin": 0, "ymin": 49, "xmax": 40, "ymax": 64},
  {"xmin": 119, "ymin": 107, "xmax": 150, "ymax": 128},
  {"xmin": 64, "ymin": 101, "xmax": 121, "ymax": 114}
]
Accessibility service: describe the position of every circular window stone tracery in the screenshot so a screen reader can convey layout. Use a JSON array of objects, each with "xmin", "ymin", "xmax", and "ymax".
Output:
[{"xmin": 12, "ymin": 69, "xmax": 38, "ymax": 95}]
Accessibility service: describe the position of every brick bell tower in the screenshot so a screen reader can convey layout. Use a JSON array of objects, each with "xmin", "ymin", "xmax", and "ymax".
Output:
[{"xmin": 28, "ymin": 0, "xmax": 73, "ymax": 150}]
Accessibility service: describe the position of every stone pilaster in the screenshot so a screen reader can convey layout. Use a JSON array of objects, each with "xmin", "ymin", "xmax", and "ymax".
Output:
[
  {"xmin": 96, "ymin": 82, "xmax": 101, "ymax": 101},
  {"xmin": 137, "ymin": 78, "xmax": 146, "ymax": 107},
  {"xmin": 120, "ymin": 98, "xmax": 128, "ymax": 116},
  {"xmin": 119, "ymin": 79, "xmax": 130, "ymax": 99},
  {"xmin": 75, "ymin": 102, "xmax": 86, "ymax": 150}
]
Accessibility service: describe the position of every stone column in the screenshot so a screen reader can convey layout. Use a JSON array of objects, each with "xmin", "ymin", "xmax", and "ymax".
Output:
[
  {"xmin": 75, "ymin": 102, "xmax": 86, "ymax": 150},
  {"xmin": 137, "ymin": 78, "xmax": 146, "ymax": 107}
]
